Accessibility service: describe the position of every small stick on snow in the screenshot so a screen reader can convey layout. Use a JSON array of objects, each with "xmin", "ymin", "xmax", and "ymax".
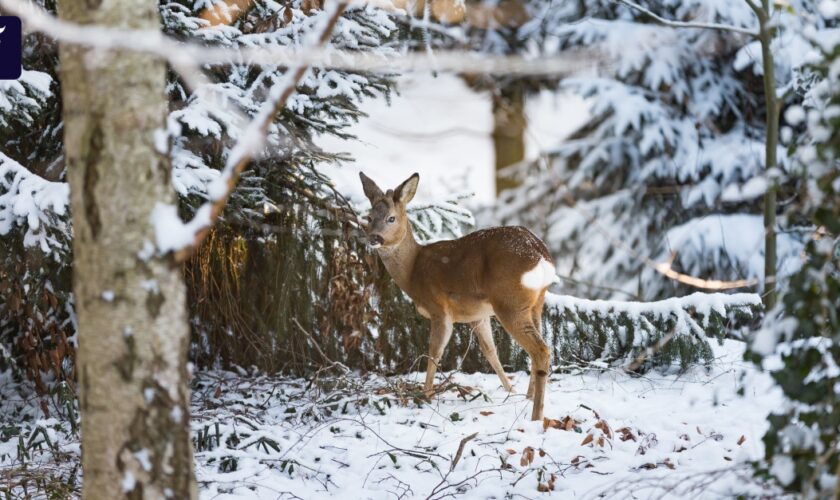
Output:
[{"xmin": 450, "ymin": 432, "xmax": 478, "ymax": 472}]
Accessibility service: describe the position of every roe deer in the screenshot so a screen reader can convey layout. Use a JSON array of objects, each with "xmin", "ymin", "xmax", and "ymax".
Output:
[{"xmin": 359, "ymin": 172, "xmax": 556, "ymax": 421}]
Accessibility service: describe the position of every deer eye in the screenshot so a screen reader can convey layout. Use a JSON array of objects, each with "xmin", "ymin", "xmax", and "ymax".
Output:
[{"xmin": 387, "ymin": 216, "xmax": 396, "ymax": 223}]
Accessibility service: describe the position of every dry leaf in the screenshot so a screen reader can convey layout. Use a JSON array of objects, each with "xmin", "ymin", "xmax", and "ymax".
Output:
[
  {"xmin": 594, "ymin": 420, "xmax": 613, "ymax": 439},
  {"xmin": 520, "ymin": 446, "xmax": 535, "ymax": 467},
  {"xmin": 480, "ymin": 411, "xmax": 494, "ymax": 416},
  {"xmin": 538, "ymin": 475, "xmax": 556, "ymax": 493},
  {"xmin": 543, "ymin": 417, "xmax": 557, "ymax": 431},
  {"xmin": 570, "ymin": 455, "xmax": 583, "ymax": 465},
  {"xmin": 544, "ymin": 416, "xmax": 578, "ymax": 432},
  {"xmin": 617, "ymin": 427, "xmax": 637, "ymax": 442},
  {"xmin": 581, "ymin": 433, "xmax": 594, "ymax": 446},
  {"xmin": 506, "ymin": 448, "xmax": 517, "ymax": 455},
  {"xmin": 737, "ymin": 435, "xmax": 746, "ymax": 446},
  {"xmin": 538, "ymin": 449, "xmax": 546, "ymax": 457}
]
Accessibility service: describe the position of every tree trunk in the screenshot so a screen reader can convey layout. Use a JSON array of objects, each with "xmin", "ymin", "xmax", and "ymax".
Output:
[
  {"xmin": 57, "ymin": 1, "xmax": 197, "ymax": 498},
  {"xmin": 757, "ymin": 0, "xmax": 778, "ymax": 311},
  {"xmin": 492, "ymin": 83, "xmax": 526, "ymax": 196}
]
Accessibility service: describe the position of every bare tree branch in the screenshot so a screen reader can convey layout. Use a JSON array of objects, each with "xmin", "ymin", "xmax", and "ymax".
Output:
[
  {"xmin": 613, "ymin": 0, "xmax": 759, "ymax": 37},
  {"xmin": 1, "ymin": 0, "xmax": 598, "ymax": 77}
]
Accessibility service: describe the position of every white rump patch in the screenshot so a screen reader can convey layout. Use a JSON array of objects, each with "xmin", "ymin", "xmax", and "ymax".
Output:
[{"xmin": 521, "ymin": 259, "xmax": 558, "ymax": 290}]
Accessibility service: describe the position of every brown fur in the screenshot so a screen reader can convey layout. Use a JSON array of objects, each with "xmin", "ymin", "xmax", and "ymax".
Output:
[{"xmin": 360, "ymin": 172, "xmax": 553, "ymax": 421}]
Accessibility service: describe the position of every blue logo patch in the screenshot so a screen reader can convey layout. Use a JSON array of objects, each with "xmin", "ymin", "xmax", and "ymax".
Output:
[{"xmin": 0, "ymin": 16, "xmax": 22, "ymax": 80}]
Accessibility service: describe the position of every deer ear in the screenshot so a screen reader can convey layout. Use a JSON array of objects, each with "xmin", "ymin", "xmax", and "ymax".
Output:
[
  {"xmin": 394, "ymin": 173, "xmax": 419, "ymax": 205},
  {"xmin": 359, "ymin": 172, "xmax": 384, "ymax": 201}
]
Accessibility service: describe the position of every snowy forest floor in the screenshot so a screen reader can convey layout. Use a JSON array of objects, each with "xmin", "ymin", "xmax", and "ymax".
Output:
[{"xmin": 1, "ymin": 340, "xmax": 788, "ymax": 499}]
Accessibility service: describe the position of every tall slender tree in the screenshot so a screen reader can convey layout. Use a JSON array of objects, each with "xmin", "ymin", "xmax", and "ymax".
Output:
[{"xmin": 57, "ymin": 0, "xmax": 196, "ymax": 497}]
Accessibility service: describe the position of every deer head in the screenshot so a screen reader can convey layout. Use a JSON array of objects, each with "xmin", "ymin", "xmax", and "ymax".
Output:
[{"xmin": 359, "ymin": 172, "xmax": 419, "ymax": 249}]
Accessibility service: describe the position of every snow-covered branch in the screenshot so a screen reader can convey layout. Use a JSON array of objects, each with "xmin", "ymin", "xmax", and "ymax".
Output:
[
  {"xmin": 155, "ymin": 1, "xmax": 349, "ymax": 260},
  {"xmin": 613, "ymin": 0, "xmax": 759, "ymax": 37},
  {"xmin": 0, "ymin": 152, "xmax": 70, "ymax": 257},
  {"xmin": 408, "ymin": 192, "xmax": 476, "ymax": 243},
  {"xmin": 1, "ymin": 0, "xmax": 597, "ymax": 77},
  {"xmin": 544, "ymin": 291, "xmax": 761, "ymax": 370}
]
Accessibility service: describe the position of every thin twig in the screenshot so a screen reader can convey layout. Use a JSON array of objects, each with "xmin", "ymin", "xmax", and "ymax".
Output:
[
  {"xmin": 613, "ymin": 0, "xmax": 758, "ymax": 37},
  {"xmin": 624, "ymin": 324, "xmax": 677, "ymax": 372},
  {"xmin": 292, "ymin": 318, "xmax": 336, "ymax": 368},
  {"xmin": 450, "ymin": 432, "xmax": 478, "ymax": 472}
]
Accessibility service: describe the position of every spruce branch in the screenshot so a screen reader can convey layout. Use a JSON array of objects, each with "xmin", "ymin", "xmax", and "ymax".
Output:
[{"xmin": 173, "ymin": 1, "xmax": 348, "ymax": 261}]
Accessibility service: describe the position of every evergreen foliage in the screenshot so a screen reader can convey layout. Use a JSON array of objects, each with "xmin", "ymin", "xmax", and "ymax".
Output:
[
  {"xmin": 0, "ymin": 0, "xmax": 73, "ymax": 394},
  {"xmin": 493, "ymin": 0, "xmax": 827, "ymax": 300},
  {"xmin": 748, "ymin": 21, "xmax": 840, "ymax": 495}
]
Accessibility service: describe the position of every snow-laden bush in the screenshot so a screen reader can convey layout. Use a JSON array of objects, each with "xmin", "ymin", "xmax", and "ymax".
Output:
[{"xmin": 546, "ymin": 292, "xmax": 760, "ymax": 372}]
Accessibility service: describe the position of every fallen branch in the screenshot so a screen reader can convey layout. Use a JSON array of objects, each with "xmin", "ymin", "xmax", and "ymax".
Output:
[{"xmin": 450, "ymin": 432, "xmax": 478, "ymax": 472}]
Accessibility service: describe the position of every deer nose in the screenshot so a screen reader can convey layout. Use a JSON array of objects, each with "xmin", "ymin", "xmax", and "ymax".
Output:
[{"xmin": 368, "ymin": 234, "xmax": 384, "ymax": 247}]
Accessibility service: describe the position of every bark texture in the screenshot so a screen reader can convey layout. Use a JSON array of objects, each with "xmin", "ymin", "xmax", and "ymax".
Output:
[
  {"xmin": 493, "ymin": 83, "xmax": 525, "ymax": 196},
  {"xmin": 57, "ymin": 1, "xmax": 197, "ymax": 498}
]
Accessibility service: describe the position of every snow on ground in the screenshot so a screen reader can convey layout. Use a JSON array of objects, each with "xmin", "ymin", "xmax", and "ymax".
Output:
[
  {"xmin": 192, "ymin": 340, "xmax": 785, "ymax": 499},
  {"xmin": 317, "ymin": 73, "xmax": 588, "ymax": 207}
]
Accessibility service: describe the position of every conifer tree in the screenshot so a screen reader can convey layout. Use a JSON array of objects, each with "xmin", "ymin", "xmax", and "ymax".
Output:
[{"xmin": 494, "ymin": 0, "xmax": 825, "ymax": 301}]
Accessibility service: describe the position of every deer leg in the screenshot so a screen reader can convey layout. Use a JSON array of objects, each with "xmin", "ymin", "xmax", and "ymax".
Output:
[
  {"xmin": 527, "ymin": 370, "xmax": 536, "ymax": 400},
  {"xmin": 494, "ymin": 306, "xmax": 550, "ymax": 421},
  {"xmin": 424, "ymin": 315, "xmax": 453, "ymax": 395},
  {"xmin": 471, "ymin": 318, "xmax": 513, "ymax": 393},
  {"xmin": 527, "ymin": 303, "xmax": 544, "ymax": 399}
]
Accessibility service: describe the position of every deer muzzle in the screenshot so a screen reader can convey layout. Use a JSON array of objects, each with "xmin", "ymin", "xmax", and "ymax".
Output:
[{"xmin": 368, "ymin": 234, "xmax": 384, "ymax": 248}]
